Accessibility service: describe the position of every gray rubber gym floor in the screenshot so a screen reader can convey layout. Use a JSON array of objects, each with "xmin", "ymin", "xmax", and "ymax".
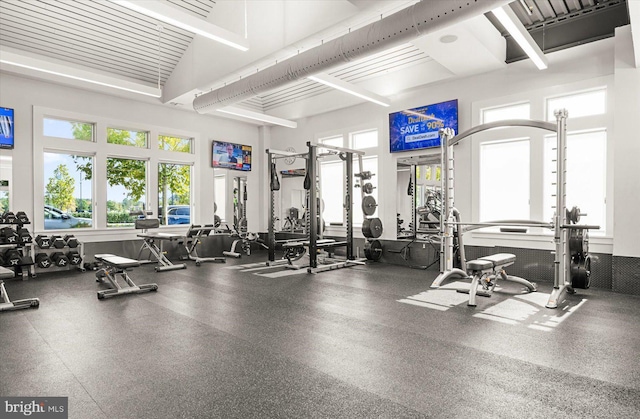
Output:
[{"xmin": 1, "ymin": 253, "xmax": 639, "ymax": 418}]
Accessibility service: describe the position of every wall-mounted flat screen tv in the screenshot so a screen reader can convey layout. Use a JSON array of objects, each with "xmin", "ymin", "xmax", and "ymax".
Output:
[
  {"xmin": 0, "ymin": 107, "xmax": 15, "ymax": 149},
  {"xmin": 389, "ymin": 99, "xmax": 458, "ymax": 153},
  {"xmin": 212, "ymin": 140, "xmax": 252, "ymax": 171}
]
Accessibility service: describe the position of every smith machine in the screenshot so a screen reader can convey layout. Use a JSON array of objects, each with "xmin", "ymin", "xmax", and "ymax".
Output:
[
  {"xmin": 433, "ymin": 110, "xmax": 597, "ymax": 308},
  {"xmin": 266, "ymin": 142, "xmax": 370, "ymax": 273}
]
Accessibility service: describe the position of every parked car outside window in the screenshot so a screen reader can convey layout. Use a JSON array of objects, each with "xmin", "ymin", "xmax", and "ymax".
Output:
[
  {"xmin": 44, "ymin": 205, "xmax": 92, "ymax": 230},
  {"xmin": 167, "ymin": 206, "xmax": 190, "ymax": 225}
]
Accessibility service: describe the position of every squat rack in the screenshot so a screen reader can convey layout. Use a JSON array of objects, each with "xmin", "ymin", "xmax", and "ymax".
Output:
[
  {"xmin": 435, "ymin": 110, "xmax": 597, "ymax": 309},
  {"xmin": 266, "ymin": 141, "xmax": 366, "ymax": 272}
]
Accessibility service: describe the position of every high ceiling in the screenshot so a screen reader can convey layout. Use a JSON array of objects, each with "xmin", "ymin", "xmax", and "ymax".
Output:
[{"xmin": 0, "ymin": 0, "xmax": 636, "ymax": 125}]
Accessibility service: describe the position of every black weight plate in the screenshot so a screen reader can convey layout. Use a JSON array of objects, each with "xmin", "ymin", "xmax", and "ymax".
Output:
[
  {"xmin": 364, "ymin": 240, "xmax": 382, "ymax": 261},
  {"xmin": 362, "ymin": 182, "xmax": 374, "ymax": 194},
  {"xmin": 362, "ymin": 217, "xmax": 383, "ymax": 238},
  {"xmin": 361, "ymin": 195, "xmax": 377, "ymax": 216},
  {"xmin": 570, "ymin": 255, "xmax": 591, "ymax": 289}
]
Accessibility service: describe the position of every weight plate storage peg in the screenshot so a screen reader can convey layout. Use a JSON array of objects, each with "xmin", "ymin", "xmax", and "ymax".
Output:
[
  {"xmin": 362, "ymin": 217, "xmax": 383, "ymax": 238},
  {"xmin": 364, "ymin": 240, "xmax": 383, "ymax": 261},
  {"xmin": 361, "ymin": 195, "xmax": 378, "ymax": 216}
]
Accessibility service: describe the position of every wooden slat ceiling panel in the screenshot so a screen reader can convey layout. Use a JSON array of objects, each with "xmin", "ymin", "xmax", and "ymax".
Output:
[{"xmin": 0, "ymin": 0, "xmax": 216, "ymax": 86}]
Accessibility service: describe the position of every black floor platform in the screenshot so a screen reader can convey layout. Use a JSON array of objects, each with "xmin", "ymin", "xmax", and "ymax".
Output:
[{"xmin": 1, "ymin": 253, "xmax": 639, "ymax": 418}]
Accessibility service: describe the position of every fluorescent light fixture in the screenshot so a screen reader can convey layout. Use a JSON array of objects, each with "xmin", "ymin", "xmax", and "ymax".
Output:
[
  {"xmin": 492, "ymin": 5, "xmax": 548, "ymax": 70},
  {"xmin": 308, "ymin": 73, "xmax": 391, "ymax": 107},
  {"xmin": 110, "ymin": 0, "xmax": 249, "ymax": 52},
  {"xmin": 217, "ymin": 106, "xmax": 297, "ymax": 128},
  {"xmin": 0, "ymin": 48, "xmax": 162, "ymax": 97}
]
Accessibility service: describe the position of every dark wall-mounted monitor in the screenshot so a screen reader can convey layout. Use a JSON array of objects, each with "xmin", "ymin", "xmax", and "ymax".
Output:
[
  {"xmin": 389, "ymin": 99, "xmax": 458, "ymax": 153},
  {"xmin": 212, "ymin": 140, "xmax": 252, "ymax": 171},
  {"xmin": 0, "ymin": 107, "xmax": 15, "ymax": 149}
]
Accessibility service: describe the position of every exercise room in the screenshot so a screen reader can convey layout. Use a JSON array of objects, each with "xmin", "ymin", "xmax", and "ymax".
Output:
[{"xmin": 1, "ymin": 0, "xmax": 639, "ymax": 418}]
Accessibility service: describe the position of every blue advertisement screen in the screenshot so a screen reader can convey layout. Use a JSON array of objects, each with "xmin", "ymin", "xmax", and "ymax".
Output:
[
  {"xmin": 0, "ymin": 107, "xmax": 14, "ymax": 149},
  {"xmin": 212, "ymin": 141, "xmax": 252, "ymax": 171},
  {"xmin": 389, "ymin": 99, "xmax": 458, "ymax": 153}
]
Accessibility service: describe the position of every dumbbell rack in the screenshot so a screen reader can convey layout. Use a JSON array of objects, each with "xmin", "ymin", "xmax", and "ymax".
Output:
[
  {"xmin": 0, "ymin": 215, "xmax": 35, "ymax": 279},
  {"xmin": 32, "ymin": 235, "xmax": 86, "ymax": 276}
]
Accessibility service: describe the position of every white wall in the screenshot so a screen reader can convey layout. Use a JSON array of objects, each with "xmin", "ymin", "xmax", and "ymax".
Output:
[
  {"xmin": 270, "ymin": 35, "xmax": 640, "ymax": 257},
  {"xmin": 0, "ymin": 72, "xmax": 263, "ymax": 241}
]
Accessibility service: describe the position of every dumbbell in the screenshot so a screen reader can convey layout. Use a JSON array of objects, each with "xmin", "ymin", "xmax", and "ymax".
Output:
[
  {"xmin": 64, "ymin": 235, "xmax": 79, "ymax": 248},
  {"xmin": 4, "ymin": 249, "xmax": 21, "ymax": 266},
  {"xmin": 15, "ymin": 211, "xmax": 30, "ymax": 224},
  {"xmin": 50, "ymin": 235, "xmax": 66, "ymax": 249},
  {"xmin": 20, "ymin": 255, "xmax": 33, "ymax": 266},
  {"xmin": 35, "ymin": 253, "xmax": 52, "ymax": 268},
  {"xmin": 35, "ymin": 235, "xmax": 52, "ymax": 249},
  {"xmin": 18, "ymin": 228, "xmax": 32, "ymax": 244},
  {"xmin": 50, "ymin": 252, "xmax": 70, "ymax": 267},
  {"xmin": 66, "ymin": 251, "xmax": 82, "ymax": 265},
  {"xmin": 1, "ymin": 227, "xmax": 18, "ymax": 244},
  {"xmin": 2, "ymin": 211, "xmax": 16, "ymax": 223}
]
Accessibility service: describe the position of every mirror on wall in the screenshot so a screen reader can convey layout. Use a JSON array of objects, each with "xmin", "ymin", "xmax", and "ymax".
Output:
[
  {"xmin": 232, "ymin": 175, "xmax": 248, "ymax": 232},
  {"xmin": 0, "ymin": 155, "xmax": 11, "ymax": 213},
  {"xmin": 397, "ymin": 154, "xmax": 442, "ymax": 239}
]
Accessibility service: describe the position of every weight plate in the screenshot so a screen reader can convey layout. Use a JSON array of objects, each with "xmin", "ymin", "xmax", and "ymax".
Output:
[
  {"xmin": 214, "ymin": 202, "xmax": 218, "ymax": 213},
  {"xmin": 361, "ymin": 195, "xmax": 377, "ymax": 216},
  {"xmin": 364, "ymin": 240, "xmax": 383, "ymax": 261},
  {"xmin": 362, "ymin": 182, "xmax": 374, "ymax": 194},
  {"xmin": 214, "ymin": 215, "xmax": 222, "ymax": 228},
  {"xmin": 570, "ymin": 255, "xmax": 591, "ymax": 289},
  {"xmin": 362, "ymin": 217, "xmax": 383, "ymax": 238}
]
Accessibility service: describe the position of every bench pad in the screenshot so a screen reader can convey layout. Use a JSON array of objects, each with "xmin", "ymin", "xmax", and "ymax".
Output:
[
  {"xmin": 479, "ymin": 253, "xmax": 516, "ymax": 267},
  {"xmin": 95, "ymin": 254, "xmax": 140, "ymax": 269},
  {"xmin": 466, "ymin": 259, "xmax": 494, "ymax": 271}
]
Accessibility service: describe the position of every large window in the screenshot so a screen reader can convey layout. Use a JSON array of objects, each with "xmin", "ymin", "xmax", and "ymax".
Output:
[
  {"xmin": 546, "ymin": 88, "xmax": 606, "ymax": 121},
  {"xmin": 482, "ymin": 102, "xmax": 530, "ymax": 123},
  {"xmin": 159, "ymin": 135, "xmax": 192, "ymax": 153},
  {"xmin": 43, "ymin": 152, "xmax": 93, "ymax": 230},
  {"xmin": 158, "ymin": 163, "xmax": 191, "ymax": 225},
  {"xmin": 320, "ymin": 160, "xmax": 344, "ymax": 224},
  {"xmin": 350, "ymin": 129, "xmax": 378, "ymax": 149},
  {"xmin": 544, "ymin": 130, "xmax": 606, "ymax": 232},
  {"xmin": 106, "ymin": 157, "xmax": 147, "ymax": 228},
  {"xmin": 319, "ymin": 135, "xmax": 344, "ymax": 148},
  {"xmin": 479, "ymin": 139, "xmax": 530, "ymax": 221}
]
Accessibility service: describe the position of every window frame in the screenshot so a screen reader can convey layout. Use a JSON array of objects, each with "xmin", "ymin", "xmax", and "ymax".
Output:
[{"xmin": 33, "ymin": 106, "xmax": 198, "ymax": 238}]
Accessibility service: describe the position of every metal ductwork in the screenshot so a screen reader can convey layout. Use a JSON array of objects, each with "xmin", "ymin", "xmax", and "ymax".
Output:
[{"xmin": 193, "ymin": 0, "xmax": 511, "ymax": 113}]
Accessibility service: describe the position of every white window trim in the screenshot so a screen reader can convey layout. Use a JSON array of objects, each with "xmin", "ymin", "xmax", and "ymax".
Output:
[
  {"xmin": 469, "ymin": 77, "xmax": 613, "ymax": 252},
  {"xmin": 33, "ymin": 106, "xmax": 199, "ymax": 241}
]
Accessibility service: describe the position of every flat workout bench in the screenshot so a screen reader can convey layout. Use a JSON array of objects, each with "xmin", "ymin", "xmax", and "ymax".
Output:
[
  {"xmin": 461, "ymin": 253, "xmax": 537, "ymax": 306},
  {"xmin": 94, "ymin": 254, "xmax": 158, "ymax": 299}
]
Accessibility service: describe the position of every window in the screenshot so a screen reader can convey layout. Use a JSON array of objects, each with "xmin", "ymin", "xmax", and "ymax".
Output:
[
  {"xmin": 43, "ymin": 118, "xmax": 93, "ymax": 141},
  {"xmin": 107, "ymin": 128, "xmax": 148, "ymax": 148},
  {"xmin": 350, "ymin": 129, "xmax": 378, "ymax": 149},
  {"xmin": 106, "ymin": 157, "xmax": 146, "ymax": 227},
  {"xmin": 158, "ymin": 163, "xmax": 191, "ymax": 225},
  {"xmin": 546, "ymin": 88, "xmax": 606, "ymax": 121},
  {"xmin": 482, "ymin": 102, "xmax": 530, "ymax": 123},
  {"xmin": 479, "ymin": 139, "xmax": 530, "ymax": 221},
  {"xmin": 0, "ymin": 191, "xmax": 7, "ymax": 213},
  {"xmin": 43, "ymin": 152, "xmax": 93, "ymax": 230},
  {"xmin": 353, "ymin": 156, "xmax": 378, "ymax": 225},
  {"xmin": 544, "ymin": 130, "xmax": 606, "ymax": 233},
  {"xmin": 159, "ymin": 135, "xmax": 192, "ymax": 153},
  {"xmin": 319, "ymin": 135, "xmax": 343, "ymax": 148},
  {"xmin": 320, "ymin": 160, "xmax": 344, "ymax": 224},
  {"xmin": 214, "ymin": 173, "xmax": 226, "ymax": 222}
]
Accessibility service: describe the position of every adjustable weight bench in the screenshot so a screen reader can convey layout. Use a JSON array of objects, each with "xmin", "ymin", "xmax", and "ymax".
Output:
[
  {"xmin": 182, "ymin": 225, "xmax": 225, "ymax": 265},
  {"xmin": 94, "ymin": 254, "xmax": 158, "ymax": 299},
  {"xmin": 137, "ymin": 232, "xmax": 187, "ymax": 272},
  {"xmin": 0, "ymin": 266, "xmax": 39, "ymax": 311},
  {"xmin": 460, "ymin": 253, "xmax": 537, "ymax": 306}
]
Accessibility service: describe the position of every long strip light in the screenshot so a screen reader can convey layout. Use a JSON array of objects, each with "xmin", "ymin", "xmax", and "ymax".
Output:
[
  {"xmin": 308, "ymin": 73, "xmax": 391, "ymax": 107},
  {"xmin": 110, "ymin": 0, "xmax": 249, "ymax": 52},
  {"xmin": 0, "ymin": 48, "xmax": 161, "ymax": 97},
  {"xmin": 217, "ymin": 106, "xmax": 297, "ymax": 128},
  {"xmin": 492, "ymin": 5, "xmax": 548, "ymax": 70}
]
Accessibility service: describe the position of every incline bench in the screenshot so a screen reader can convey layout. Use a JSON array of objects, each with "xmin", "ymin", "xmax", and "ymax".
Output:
[
  {"xmin": 0, "ymin": 266, "xmax": 39, "ymax": 311},
  {"xmin": 94, "ymin": 254, "xmax": 158, "ymax": 299},
  {"xmin": 459, "ymin": 253, "xmax": 537, "ymax": 306}
]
